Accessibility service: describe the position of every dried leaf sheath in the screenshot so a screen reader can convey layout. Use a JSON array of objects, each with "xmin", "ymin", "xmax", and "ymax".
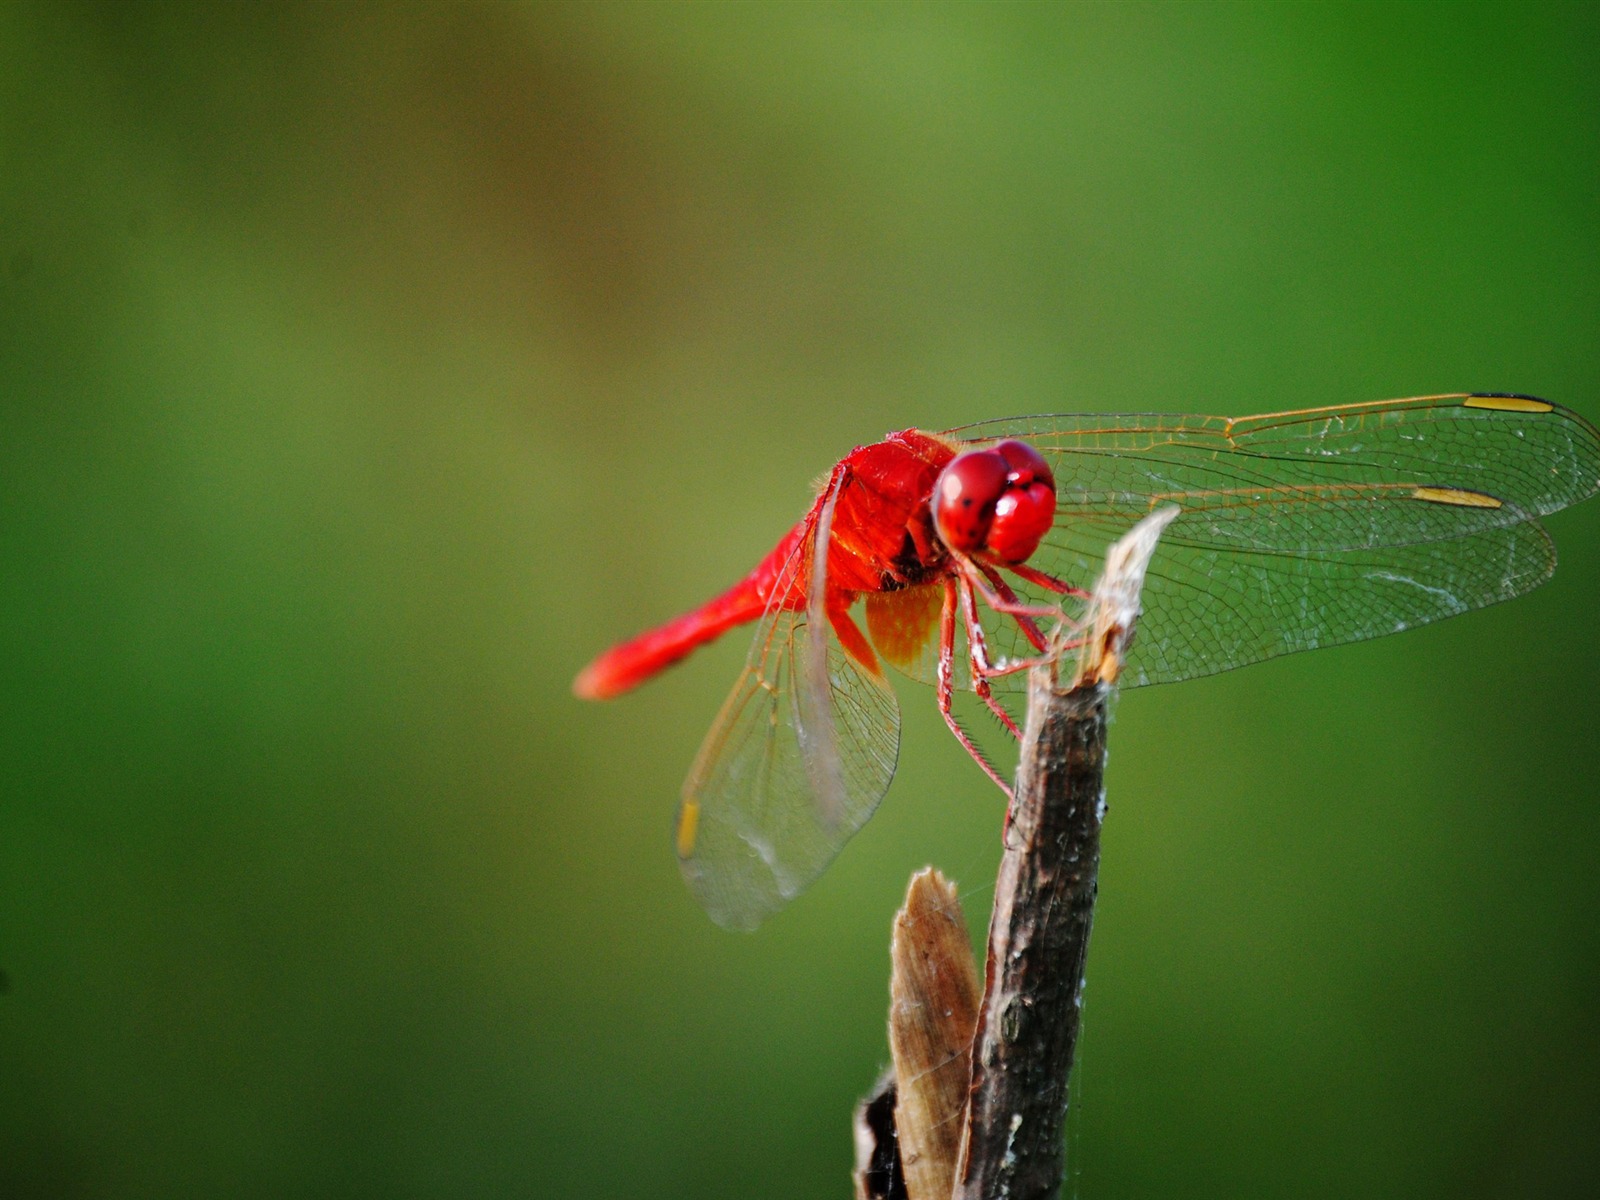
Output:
[{"xmin": 889, "ymin": 869, "xmax": 981, "ymax": 1200}]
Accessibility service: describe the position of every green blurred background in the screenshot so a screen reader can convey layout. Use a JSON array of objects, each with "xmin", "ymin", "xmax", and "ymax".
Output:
[{"xmin": 3, "ymin": 2, "xmax": 1598, "ymax": 1196}]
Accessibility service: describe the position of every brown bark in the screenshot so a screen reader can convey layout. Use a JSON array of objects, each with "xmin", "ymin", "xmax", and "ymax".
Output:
[{"xmin": 951, "ymin": 679, "xmax": 1108, "ymax": 1200}]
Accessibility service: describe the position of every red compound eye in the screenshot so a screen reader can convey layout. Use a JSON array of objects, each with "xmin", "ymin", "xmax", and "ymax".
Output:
[
  {"xmin": 986, "ymin": 479, "xmax": 1055, "ymax": 563},
  {"xmin": 933, "ymin": 449, "xmax": 1009, "ymax": 553},
  {"xmin": 933, "ymin": 439, "xmax": 1057, "ymax": 563},
  {"xmin": 994, "ymin": 439, "xmax": 1054, "ymax": 491}
]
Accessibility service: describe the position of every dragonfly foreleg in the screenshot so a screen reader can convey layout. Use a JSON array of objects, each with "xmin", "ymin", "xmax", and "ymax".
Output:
[
  {"xmin": 970, "ymin": 562, "xmax": 1053, "ymax": 652},
  {"xmin": 956, "ymin": 573, "xmax": 1025, "ymax": 740},
  {"xmin": 937, "ymin": 577, "xmax": 1014, "ymax": 799},
  {"xmin": 1003, "ymin": 558, "xmax": 1091, "ymax": 602},
  {"xmin": 963, "ymin": 559, "xmax": 1087, "ymax": 679}
]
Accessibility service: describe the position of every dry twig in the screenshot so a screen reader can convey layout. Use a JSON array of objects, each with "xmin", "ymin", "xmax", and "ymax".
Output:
[{"xmin": 859, "ymin": 507, "xmax": 1177, "ymax": 1200}]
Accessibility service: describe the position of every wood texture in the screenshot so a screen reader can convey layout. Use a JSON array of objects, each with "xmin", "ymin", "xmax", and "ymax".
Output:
[{"xmin": 952, "ymin": 679, "xmax": 1108, "ymax": 1200}]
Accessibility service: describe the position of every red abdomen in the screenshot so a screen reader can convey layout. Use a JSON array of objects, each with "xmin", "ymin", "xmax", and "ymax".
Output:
[{"xmin": 573, "ymin": 428, "xmax": 956, "ymax": 700}]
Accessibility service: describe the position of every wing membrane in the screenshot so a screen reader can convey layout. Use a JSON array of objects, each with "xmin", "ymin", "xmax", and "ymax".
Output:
[
  {"xmin": 952, "ymin": 394, "xmax": 1600, "ymax": 537},
  {"xmin": 1019, "ymin": 514, "xmax": 1556, "ymax": 687},
  {"xmin": 678, "ymin": 505, "xmax": 900, "ymax": 930},
  {"xmin": 934, "ymin": 395, "xmax": 1599, "ymax": 693}
]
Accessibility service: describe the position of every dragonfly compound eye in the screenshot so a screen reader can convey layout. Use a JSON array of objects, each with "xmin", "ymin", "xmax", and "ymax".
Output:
[
  {"xmin": 986, "ymin": 477, "xmax": 1056, "ymax": 563},
  {"xmin": 933, "ymin": 448, "xmax": 1010, "ymax": 553},
  {"xmin": 932, "ymin": 439, "xmax": 1057, "ymax": 564},
  {"xmin": 933, "ymin": 440, "xmax": 1057, "ymax": 562},
  {"xmin": 985, "ymin": 439, "xmax": 1056, "ymax": 561},
  {"xmin": 993, "ymin": 439, "xmax": 1055, "ymax": 492}
]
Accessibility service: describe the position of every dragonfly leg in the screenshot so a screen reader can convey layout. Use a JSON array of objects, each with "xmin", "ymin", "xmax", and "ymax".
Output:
[
  {"xmin": 905, "ymin": 509, "xmax": 940, "ymax": 568},
  {"xmin": 964, "ymin": 557, "xmax": 1077, "ymax": 655},
  {"xmin": 972, "ymin": 561, "xmax": 1053, "ymax": 651},
  {"xmin": 981, "ymin": 560, "xmax": 1091, "ymax": 631},
  {"xmin": 1004, "ymin": 558, "xmax": 1091, "ymax": 601},
  {"xmin": 937, "ymin": 577, "xmax": 1013, "ymax": 799},
  {"xmin": 956, "ymin": 573, "xmax": 1024, "ymax": 740},
  {"xmin": 963, "ymin": 559, "xmax": 1087, "ymax": 678}
]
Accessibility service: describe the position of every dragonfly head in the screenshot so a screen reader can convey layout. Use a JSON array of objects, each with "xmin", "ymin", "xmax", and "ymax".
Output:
[{"xmin": 933, "ymin": 439, "xmax": 1056, "ymax": 564}]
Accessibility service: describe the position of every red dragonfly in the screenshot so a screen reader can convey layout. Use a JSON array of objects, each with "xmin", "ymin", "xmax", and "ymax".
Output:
[{"xmin": 575, "ymin": 394, "xmax": 1600, "ymax": 928}]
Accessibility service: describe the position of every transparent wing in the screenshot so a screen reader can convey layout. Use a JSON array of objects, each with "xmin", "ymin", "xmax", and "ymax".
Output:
[
  {"xmin": 935, "ymin": 394, "xmax": 1600, "ymax": 693},
  {"xmin": 950, "ymin": 395, "xmax": 1600, "ymax": 528},
  {"xmin": 677, "ymin": 503, "xmax": 901, "ymax": 930},
  {"xmin": 1025, "ymin": 515, "xmax": 1554, "ymax": 688}
]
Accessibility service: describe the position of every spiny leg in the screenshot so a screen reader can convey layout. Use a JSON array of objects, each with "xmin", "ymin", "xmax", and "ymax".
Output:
[
  {"xmin": 965, "ymin": 561, "xmax": 1063, "ymax": 622},
  {"xmin": 936, "ymin": 576, "xmax": 1013, "ymax": 798},
  {"xmin": 973, "ymin": 561, "xmax": 1051, "ymax": 653},
  {"xmin": 954, "ymin": 571, "xmax": 1027, "ymax": 741},
  {"xmin": 966, "ymin": 559, "xmax": 1087, "ymax": 677},
  {"xmin": 1006, "ymin": 558, "xmax": 1090, "ymax": 600}
]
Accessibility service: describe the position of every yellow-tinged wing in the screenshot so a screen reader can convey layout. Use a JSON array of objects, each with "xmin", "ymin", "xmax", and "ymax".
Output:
[
  {"xmin": 929, "ymin": 394, "xmax": 1600, "ymax": 692},
  {"xmin": 677, "ymin": 473, "xmax": 900, "ymax": 930}
]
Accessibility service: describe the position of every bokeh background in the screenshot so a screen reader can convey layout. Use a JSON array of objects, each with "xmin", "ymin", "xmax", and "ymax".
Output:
[{"xmin": 3, "ymin": 3, "xmax": 1598, "ymax": 1197}]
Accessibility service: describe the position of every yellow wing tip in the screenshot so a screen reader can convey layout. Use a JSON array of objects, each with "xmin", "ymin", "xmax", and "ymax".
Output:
[
  {"xmin": 1412, "ymin": 486, "xmax": 1503, "ymax": 509},
  {"xmin": 1464, "ymin": 394, "xmax": 1555, "ymax": 414},
  {"xmin": 675, "ymin": 799, "xmax": 701, "ymax": 860}
]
